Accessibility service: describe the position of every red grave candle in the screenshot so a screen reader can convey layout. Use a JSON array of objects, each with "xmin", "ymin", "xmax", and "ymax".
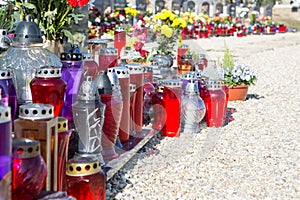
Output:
[
  {"xmin": 151, "ymin": 85, "xmax": 166, "ymax": 131},
  {"xmin": 161, "ymin": 80, "xmax": 182, "ymax": 137},
  {"xmin": 126, "ymin": 64, "xmax": 144, "ymax": 134},
  {"xmin": 129, "ymin": 84, "xmax": 136, "ymax": 135},
  {"xmin": 57, "ymin": 117, "xmax": 71, "ymax": 191},
  {"xmin": 221, "ymin": 83, "xmax": 229, "ymax": 117},
  {"xmin": 30, "ymin": 67, "xmax": 66, "ymax": 117},
  {"xmin": 98, "ymin": 48, "xmax": 118, "ymax": 71},
  {"xmin": 82, "ymin": 52, "xmax": 99, "ymax": 79},
  {"xmin": 12, "ymin": 138, "xmax": 47, "ymax": 200},
  {"xmin": 100, "ymin": 93, "xmax": 123, "ymax": 161},
  {"xmin": 114, "ymin": 26, "xmax": 126, "ymax": 58},
  {"xmin": 177, "ymin": 44, "xmax": 189, "ymax": 66},
  {"xmin": 202, "ymin": 80, "xmax": 226, "ymax": 127},
  {"xmin": 66, "ymin": 155, "xmax": 106, "ymax": 200},
  {"xmin": 108, "ymin": 67, "xmax": 130, "ymax": 143}
]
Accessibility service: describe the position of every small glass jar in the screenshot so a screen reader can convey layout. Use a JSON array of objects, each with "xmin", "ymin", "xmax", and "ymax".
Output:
[
  {"xmin": 178, "ymin": 54, "xmax": 194, "ymax": 75},
  {"xmin": 98, "ymin": 48, "xmax": 118, "ymax": 71},
  {"xmin": 66, "ymin": 155, "xmax": 106, "ymax": 200},
  {"xmin": 12, "ymin": 138, "xmax": 47, "ymax": 200},
  {"xmin": 30, "ymin": 66, "xmax": 66, "ymax": 117}
]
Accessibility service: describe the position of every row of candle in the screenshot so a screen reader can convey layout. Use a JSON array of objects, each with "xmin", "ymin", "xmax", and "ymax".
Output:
[
  {"xmin": 0, "ymin": 103, "xmax": 106, "ymax": 200},
  {"xmin": 0, "ymin": 20, "xmax": 228, "ymax": 200}
]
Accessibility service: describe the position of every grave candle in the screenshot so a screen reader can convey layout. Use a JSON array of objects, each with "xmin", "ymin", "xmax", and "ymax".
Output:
[
  {"xmin": 12, "ymin": 138, "xmax": 47, "ymax": 200},
  {"xmin": 202, "ymin": 80, "xmax": 226, "ymax": 127},
  {"xmin": 126, "ymin": 64, "xmax": 144, "ymax": 134},
  {"xmin": 66, "ymin": 155, "xmax": 106, "ymax": 200},
  {"xmin": 161, "ymin": 80, "xmax": 182, "ymax": 137},
  {"xmin": 30, "ymin": 66, "xmax": 66, "ymax": 117}
]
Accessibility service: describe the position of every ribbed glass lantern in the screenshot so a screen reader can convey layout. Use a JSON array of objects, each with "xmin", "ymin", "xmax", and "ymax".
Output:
[{"xmin": 0, "ymin": 16, "xmax": 62, "ymax": 105}]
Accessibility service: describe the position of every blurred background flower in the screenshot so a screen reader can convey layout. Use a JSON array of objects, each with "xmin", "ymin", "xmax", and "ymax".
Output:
[
  {"xmin": 153, "ymin": 9, "xmax": 186, "ymax": 57},
  {"xmin": 14, "ymin": 0, "xmax": 88, "ymax": 41}
]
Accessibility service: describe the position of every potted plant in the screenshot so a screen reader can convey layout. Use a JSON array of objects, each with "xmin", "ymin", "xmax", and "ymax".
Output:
[{"xmin": 221, "ymin": 45, "xmax": 257, "ymax": 101}]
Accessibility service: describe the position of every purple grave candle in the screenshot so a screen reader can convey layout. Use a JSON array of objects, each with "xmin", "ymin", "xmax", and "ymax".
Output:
[
  {"xmin": 0, "ymin": 106, "xmax": 12, "ymax": 200},
  {"xmin": 0, "ymin": 69, "xmax": 17, "ymax": 121},
  {"xmin": 0, "ymin": 106, "xmax": 11, "ymax": 156},
  {"xmin": 61, "ymin": 45, "xmax": 84, "ymax": 128}
]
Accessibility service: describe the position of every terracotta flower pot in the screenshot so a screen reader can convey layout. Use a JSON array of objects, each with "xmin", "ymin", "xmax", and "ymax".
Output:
[{"xmin": 228, "ymin": 85, "xmax": 249, "ymax": 101}]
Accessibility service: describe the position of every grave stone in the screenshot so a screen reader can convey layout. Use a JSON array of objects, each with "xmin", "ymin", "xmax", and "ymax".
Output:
[
  {"xmin": 136, "ymin": 0, "xmax": 148, "ymax": 12},
  {"xmin": 155, "ymin": 0, "xmax": 165, "ymax": 13},
  {"xmin": 201, "ymin": 2, "xmax": 210, "ymax": 15},
  {"xmin": 227, "ymin": 3, "xmax": 236, "ymax": 17},
  {"xmin": 172, "ymin": 0, "xmax": 181, "ymax": 13},
  {"xmin": 215, "ymin": 3, "xmax": 223, "ymax": 15},
  {"xmin": 114, "ymin": 0, "xmax": 127, "ymax": 10},
  {"xmin": 264, "ymin": 5, "xmax": 272, "ymax": 17},
  {"xmin": 183, "ymin": 0, "xmax": 196, "ymax": 12}
]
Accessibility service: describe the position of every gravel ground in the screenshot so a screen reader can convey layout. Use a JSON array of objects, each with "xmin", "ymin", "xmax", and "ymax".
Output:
[{"xmin": 107, "ymin": 32, "xmax": 300, "ymax": 199}]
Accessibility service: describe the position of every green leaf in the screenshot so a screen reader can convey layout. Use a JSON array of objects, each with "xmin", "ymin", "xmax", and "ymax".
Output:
[
  {"xmin": 62, "ymin": 29, "xmax": 74, "ymax": 41},
  {"xmin": 23, "ymin": 3, "xmax": 37, "ymax": 10}
]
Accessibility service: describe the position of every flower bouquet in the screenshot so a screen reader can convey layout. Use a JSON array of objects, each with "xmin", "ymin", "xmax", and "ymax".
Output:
[
  {"xmin": 15, "ymin": 0, "xmax": 88, "ymax": 41},
  {"xmin": 153, "ymin": 9, "xmax": 187, "ymax": 58}
]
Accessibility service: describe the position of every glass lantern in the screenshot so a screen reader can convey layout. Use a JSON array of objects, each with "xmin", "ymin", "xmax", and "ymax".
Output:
[{"xmin": 0, "ymin": 16, "xmax": 62, "ymax": 105}]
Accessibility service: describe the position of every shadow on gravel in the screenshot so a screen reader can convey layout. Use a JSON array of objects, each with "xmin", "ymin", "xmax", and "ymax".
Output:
[
  {"xmin": 223, "ymin": 107, "xmax": 237, "ymax": 126},
  {"xmin": 106, "ymin": 133, "xmax": 162, "ymax": 200},
  {"xmin": 246, "ymin": 93, "xmax": 265, "ymax": 100}
]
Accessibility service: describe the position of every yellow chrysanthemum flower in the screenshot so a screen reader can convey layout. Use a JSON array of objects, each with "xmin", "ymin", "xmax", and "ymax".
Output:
[
  {"xmin": 183, "ymin": 16, "xmax": 189, "ymax": 22},
  {"xmin": 161, "ymin": 25, "xmax": 169, "ymax": 31},
  {"xmin": 161, "ymin": 27, "xmax": 173, "ymax": 38},
  {"xmin": 178, "ymin": 18, "xmax": 187, "ymax": 28},
  {"xmin": 160, "ymin": 12, "xmax": 168, "ymax": 20},
  {"xmin": 171, "ymin": 18, "xmax": 180, "ymax": 27},
  {"xmin": 131, "ymin": 9, "xmax": 138, "ymax": 16},
  {"xmin": 154, "ymin": 24, "xmax": 160, "ymax": 32},
  {"xmin": 169, "ymin": 13, "xmax": 175, "ymax": 21},
  {"xmin": 154, "ymin": 13, "xmax": 161, "ymax": 20}
]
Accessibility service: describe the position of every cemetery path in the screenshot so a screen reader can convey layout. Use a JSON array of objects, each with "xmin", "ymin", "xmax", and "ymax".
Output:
[{"xmin": 108, "ymin": 32, "xmax": 300, "ymax": 199}]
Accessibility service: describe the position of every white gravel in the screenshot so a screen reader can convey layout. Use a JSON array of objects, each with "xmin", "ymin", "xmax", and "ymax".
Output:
[{"xmin": 107, "ymin": 32, "xmax": 300, "ymax": 199}]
